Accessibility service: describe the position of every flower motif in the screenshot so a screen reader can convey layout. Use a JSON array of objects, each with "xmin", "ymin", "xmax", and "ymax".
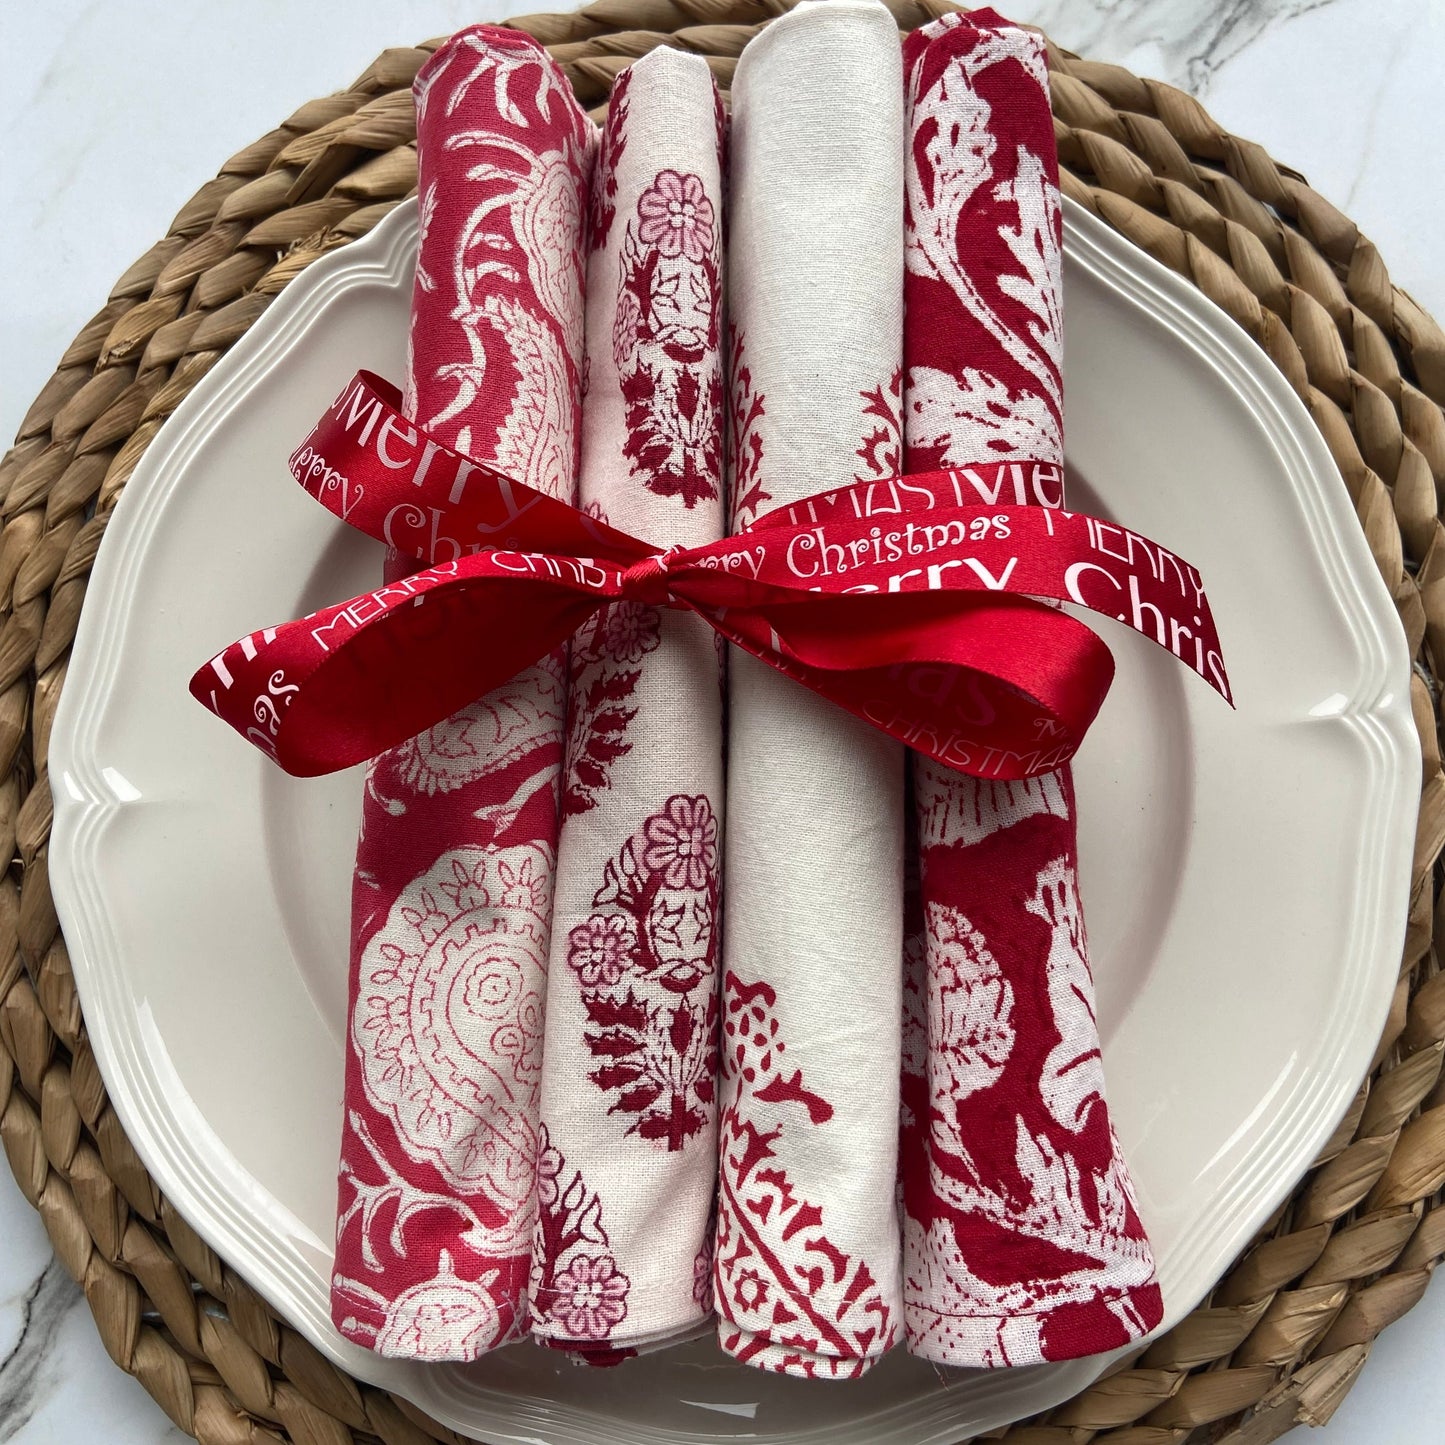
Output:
[
  {"xmin": 601, "ymin": 601, "xmax": 660, "ymax": 665},
  {"xmin": 731, "ymin": 1266, "xmax": 771, "ymax": 1312},
  {"xmin": 549, "ymin": 1253, "xmax": 630, "ymax": 1339},
  {"xmin": 567, "ymin": 913, "xmax": 637, "ymax": 988},
  {"xmin": 612, "ymin": 285, "xmax": 643, "ymax": 373},
  {"xmin": 458, "ymin": 945, "xmax": 523, "ymax": 1020},
  {"xmin": 642, "ymin": 795, "xmax": 718, "ymax": 892},
  {"xmin": 536, "ymin": 1128, "xmax": 564, "ymax": 1208},
  {"xmin": 496, "ymin": 852, "xmax": 547, "ymax": 915},
  {"xmin": 693, "ymin": 1243, "xmax": 713, "ymax": 1309},
  {"xmin": 361, "ymin": 991, "xmax": 420, "ymax": 1080},
  {"xmin": 637, "ymin": 170, "xmax": 715, "ymax": 262}
]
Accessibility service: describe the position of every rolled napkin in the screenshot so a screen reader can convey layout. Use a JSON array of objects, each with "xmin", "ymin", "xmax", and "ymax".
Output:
[
  {"xmin": 530, "ymin": 47, "xmax": 727, "ymax": 1356},
  {"xmin": 714, "ymin": 0, "xmax": 906, "ymax": 1380},
  {"xmin": 329, "ymin": 26, "xmax": 595, "ymax": 1360},
  {"xmin": 898, "ymin": 10, "xmax": 1164, "ymax": 1366}
]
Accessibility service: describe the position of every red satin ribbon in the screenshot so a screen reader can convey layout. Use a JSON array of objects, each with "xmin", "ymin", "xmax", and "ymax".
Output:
[{"xmin": 191, "ymin": 372, "xmax": 1230, "ymax": 781}]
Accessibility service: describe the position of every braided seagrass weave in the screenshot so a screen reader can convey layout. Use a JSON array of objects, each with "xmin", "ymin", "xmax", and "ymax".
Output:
[{"xmin": 4, "ymin": 1, "xmax": 1443, "ymax": 1439}]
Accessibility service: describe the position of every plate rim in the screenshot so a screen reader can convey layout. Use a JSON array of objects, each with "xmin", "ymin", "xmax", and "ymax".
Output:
[{"xmin": 48, "ymin": 195, "xmax": 1418, "ymax": 1445}]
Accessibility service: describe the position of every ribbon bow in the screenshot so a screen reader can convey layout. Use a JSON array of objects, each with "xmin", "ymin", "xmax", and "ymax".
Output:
[{"xmin": 192, "ymin": 372, "xmax": 1230, "ymax": 781}]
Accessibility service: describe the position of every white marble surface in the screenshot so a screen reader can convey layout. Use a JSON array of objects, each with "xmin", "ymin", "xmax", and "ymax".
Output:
[{"xmin": 1, "ymin": 1, "xmax": 1441, "ymax": 1441}]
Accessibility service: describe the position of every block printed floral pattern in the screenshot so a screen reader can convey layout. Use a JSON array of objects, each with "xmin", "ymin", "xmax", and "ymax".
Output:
[
  {"xmin": 614, "ymin": 168, "xmax": 724, "ymax": 508},
  {"xmin": 562, "ymin": 599, "xmax": 662, "ymax": 820},
  {"xmin": 532, "ymin": 47, "xmax": 727, "ymax": 1354},
  {"xmin": 716, "ymin": 971, "xmax": 899, "ymax": 1379},
  {"xmin": 726, "ymin": 324, "xmax": 769, "ymax": 531},
  {"xmin": 899, "ymin": 9, "xmax": 1163, "ymax": 1367},
  {"xmin": 530, "ymin": 1127, "xmax": 633, "ymax": 1343},
  {"xmin": 567, "ymin": 796, "xmax": 721, "ymax": 1149},
  {"xmin": 332, "ymin": 26, "xmax": 594, "ymax": 1361},
  {"xmin": 713, "ymin": 1, "xmax": 908, "ymax": 1379},
  {"xmin": 711, "ymin": 376, "xmax": 910, "ymax": 1380}
]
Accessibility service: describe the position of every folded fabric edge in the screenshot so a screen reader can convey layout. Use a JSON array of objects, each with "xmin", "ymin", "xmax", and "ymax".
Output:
[
  {"xmin": 734, "ymin": 0, "xmax": 900, "ymax": 81},
  {"xmin": 906, "ymin": 1280, "xmax": 1165, "ymax": 1369},
  {"xmin": 719, "ymin": 1322, "xmax": 885, "ymax": 1380}
]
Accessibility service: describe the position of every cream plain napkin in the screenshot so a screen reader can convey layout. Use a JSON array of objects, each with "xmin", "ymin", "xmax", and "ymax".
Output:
[{"xmin": 713, "ymin": 0, "xmax": 907, "ymax": 1380}]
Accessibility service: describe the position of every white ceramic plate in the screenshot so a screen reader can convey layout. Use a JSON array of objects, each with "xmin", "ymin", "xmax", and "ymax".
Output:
[{"xmin": 50, "ymin": 197, "xmax": 1415, "ymax": 1444}]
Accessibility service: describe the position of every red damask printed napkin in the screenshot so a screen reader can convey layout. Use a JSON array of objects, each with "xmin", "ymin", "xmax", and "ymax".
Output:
[
  {"xmin": 898, "ymin": 11, "xmax": 1164, "ymax": 1367},
  {"xmin": 329, "ymin": 27, "xmax": 595, "ymax": 1360},
  {"xmin": 713, "ymin": 0, "xmax": 907, "ymax": 1380},
  {"xmin": 530, "ymin": 46, "xmax": 727, "ymax": 1358}
]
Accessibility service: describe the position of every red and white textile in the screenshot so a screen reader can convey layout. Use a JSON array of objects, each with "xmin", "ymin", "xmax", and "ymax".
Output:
[
  {"xmin": 898, "ymin": 9, "xmax": 1164, "ymax": 1367},
  {"xmin": 330, "ymin": 26, "xmax": 594, "ymax": 1361}
]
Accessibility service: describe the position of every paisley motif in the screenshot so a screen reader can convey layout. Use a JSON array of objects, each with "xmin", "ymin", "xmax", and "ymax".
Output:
[
  {"xmin": 391, "ymin": 656, "xmax": 566, "ymax": 797},
  {"xmin": 334, "ymin": 22, "xmax": 593, "ymax": 1363},
  {"xmin": 353, "ymin": 841, "xmax": 551, "ymax": 1202}
]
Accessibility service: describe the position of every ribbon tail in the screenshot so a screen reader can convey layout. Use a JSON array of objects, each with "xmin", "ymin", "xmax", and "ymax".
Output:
[{"xmin": 190, "ymin": 557, "xmax": 603, "ymax": 776}]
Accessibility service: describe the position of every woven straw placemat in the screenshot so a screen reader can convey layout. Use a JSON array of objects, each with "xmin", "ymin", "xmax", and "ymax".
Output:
[{"xmin": 3, "ymin": 1, "xmax": 1443, "ymax": 1441}]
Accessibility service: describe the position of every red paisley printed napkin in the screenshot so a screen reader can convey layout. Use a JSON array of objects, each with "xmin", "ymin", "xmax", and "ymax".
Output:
[
  {"xmin": 329, "ymin": 27, "xmax": 594, "ymax": 1361},
  {"xmin": 530, "ymin": 46, "xmax": 727, "ymax": 1357},
  {"xmin": 898, "ymin": 10, "xmax": 1164, "ymax": 1367},
  {"xmin": 713, "ymin": 0, "xmax": 906, "ymax": 1380}
]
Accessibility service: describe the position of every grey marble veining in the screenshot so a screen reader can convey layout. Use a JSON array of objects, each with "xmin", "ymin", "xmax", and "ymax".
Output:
[
  {"xmin": 1, "ymin": 1261, "xmax": 92, "ymax": 1437},
  {"xmin": 2, "ymin": 1, "xmax": 1443, "ymax": 1442},
  {"xmin": 1005, "ymin": 0, "xmax": 1444, "ymax": 331},
  {"xmin": 0, "ymin": 1191, "xmax": 191, "ymax": 1444},
  {"xmin": 0, "ymin": 1210, "xmax": 62, "ymax": 1434},
  {"xmin": 1007, "ymin": 0, "xmax": 1342, "ymax": 92}
]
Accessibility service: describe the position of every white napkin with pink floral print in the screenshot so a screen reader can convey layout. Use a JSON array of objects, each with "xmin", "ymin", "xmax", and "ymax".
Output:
[{"xmin": 530, "ymin": 45, "xmax": 728, "ymax": 1358}]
